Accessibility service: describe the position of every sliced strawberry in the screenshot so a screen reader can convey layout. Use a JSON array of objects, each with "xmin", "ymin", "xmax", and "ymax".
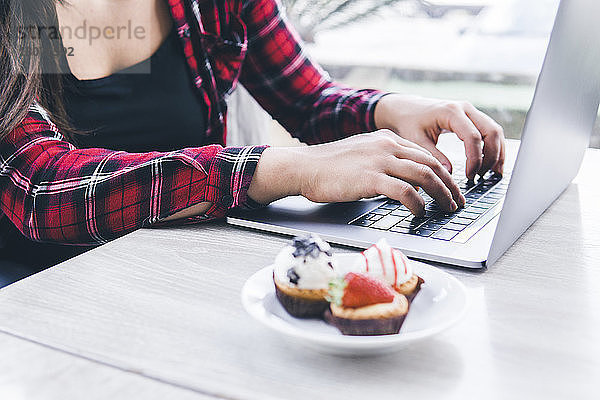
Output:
[{"xmin": 328, "ymin": 272, "xmax": 395, "ymax": 308}]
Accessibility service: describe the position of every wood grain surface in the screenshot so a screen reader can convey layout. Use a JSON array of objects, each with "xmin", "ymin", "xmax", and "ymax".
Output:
[
  {"xmin": 0, "ymin": 332, "xmax": 216, "ymax": 400},
  {"xmin": 0, "ymin": 141, "xmax": 598, "ymax": 400}
]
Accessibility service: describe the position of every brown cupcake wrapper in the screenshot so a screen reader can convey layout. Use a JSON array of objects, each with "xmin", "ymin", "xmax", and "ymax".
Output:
[
  {"xmin": 324, "ymin": 309, "xmax": 408, "ymax": 336},
  {"xmin": 274, "ymin": 281, "xmax": 329, "ymax": 319},
  {"xmin": 404, "ymin": 276, "xmax": 425, "ymax": 304}
]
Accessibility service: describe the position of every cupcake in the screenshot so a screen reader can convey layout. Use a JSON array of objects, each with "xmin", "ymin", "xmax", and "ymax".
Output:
[
  {"xmin": 325, "ymin": 272, "xmax": 409, "ymax": 336},
  {"xmin": 273, "ymin": 234, "xmax": 336, "ymax": 318},
  {"xmin": 339, "ymin": 239, "xmax": 424, "ymax": 303}
]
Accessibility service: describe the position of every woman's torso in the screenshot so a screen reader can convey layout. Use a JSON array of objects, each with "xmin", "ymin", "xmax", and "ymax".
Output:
[
  {"xmin": 62, "ymin": 26, "xmax": 208, "ymax": 153},
  {"xmin": 1, "ymin": 0, "xmax": 211, "ymax": 267}
]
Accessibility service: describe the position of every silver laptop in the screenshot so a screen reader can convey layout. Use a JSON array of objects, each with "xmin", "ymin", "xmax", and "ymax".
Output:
[{"xmin": 228, "ymin": 0, "xmax": 600, "ymax": 268}]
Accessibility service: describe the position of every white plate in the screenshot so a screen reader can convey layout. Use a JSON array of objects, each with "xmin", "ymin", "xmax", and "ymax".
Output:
[{"xmin": 241, "ymin": 254, "xmax": 469, "ymax": 356}]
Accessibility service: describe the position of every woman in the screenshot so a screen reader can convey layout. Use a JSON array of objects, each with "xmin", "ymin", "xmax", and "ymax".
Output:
[{"xmin": 0, "ymin": 0, "xmax": 504, "ymax": 279}]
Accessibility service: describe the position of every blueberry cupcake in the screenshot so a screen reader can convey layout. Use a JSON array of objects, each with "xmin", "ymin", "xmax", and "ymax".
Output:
[
  {"xmin": 273, "ymin": 234, "xmax": 336, "ymax": 318},
  {"xmin": 325, "ymin": 272, "xmax": 409, "ymax": 336}
]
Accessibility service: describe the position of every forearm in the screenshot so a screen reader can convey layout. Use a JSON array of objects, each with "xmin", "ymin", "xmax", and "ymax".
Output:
[
  {"xmin": 247, "ymin": 147, "xmax": 303, "ymax": 204},
  {"xmin": 1, "ymin": 112, "xmax": 267, "ymax": 245},
  {"xmin": 240, "ymin": 0, "xmax": 386, "ymax": 144}
]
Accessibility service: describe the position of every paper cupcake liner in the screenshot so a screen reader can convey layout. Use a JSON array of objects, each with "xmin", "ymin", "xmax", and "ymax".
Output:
[
  {"xmin": 274, "ymin": 282, "xmax": 329, "ymax": 318},
  {"xmin": 324, "ymin": 309, "xmax": 408, "ymax": 336},
  {"xmin": 405, "ymin": 276, "xmax": 425, "ymax": 304}
]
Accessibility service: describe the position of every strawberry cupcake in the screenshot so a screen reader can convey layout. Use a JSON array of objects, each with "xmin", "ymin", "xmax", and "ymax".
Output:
[
  {"xmin": 325, "ymin": 272, "xmax": 409, "ymax": 336},
  {"xmin": 273, "ymin": 234, "xmax": 337, "ymax": 318},
  {"xmin": 340, "ymin": 239, "xmax": 424, "ymax": 303}
]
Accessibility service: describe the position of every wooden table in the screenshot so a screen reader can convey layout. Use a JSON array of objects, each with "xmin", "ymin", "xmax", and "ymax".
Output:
[
  {"xmin": 0, "ymin": 332, "xmax": 213, "ymax": 399},
  {"xmin": 0, "ymin": 141, "xmax": 599, "ymax": 399}
]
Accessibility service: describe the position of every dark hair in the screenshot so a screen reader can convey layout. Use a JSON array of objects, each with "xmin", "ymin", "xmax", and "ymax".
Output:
[{"xmin": 0, "ymin": 0, "xmax": 74, "ymax": 141}]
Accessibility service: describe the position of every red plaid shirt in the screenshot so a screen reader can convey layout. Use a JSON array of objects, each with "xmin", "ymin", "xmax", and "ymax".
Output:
[{"xmin": 0, "ymin": 0, "xmax": 384, "ymax": 246}]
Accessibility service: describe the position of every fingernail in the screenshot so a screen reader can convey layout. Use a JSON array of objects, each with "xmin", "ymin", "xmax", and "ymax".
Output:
[
  {"xmin": 460, "ymin": 194, "xmax": 466, "ymax": 207},
  {"xmin": 451, "ymin": 200, "xmax": 458, "ymax": 211}
]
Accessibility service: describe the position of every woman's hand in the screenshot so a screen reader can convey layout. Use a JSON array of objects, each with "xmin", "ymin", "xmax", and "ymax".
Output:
[
  {"xmin": 374, "ymin": 94, "xmax": 505, "ymax": 180},
  {"xmin": 247, "ymin": 130, "xmax": 466, "ymax": 216}
]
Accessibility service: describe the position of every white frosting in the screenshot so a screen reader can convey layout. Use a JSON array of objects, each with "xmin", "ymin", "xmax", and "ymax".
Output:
[
  {"xmin": 273, "ymin": 236, "xmax": 336, "ymax": 290},
  {"xmin": 338, "ymin": 239, "xmax": 413, "ymax": 287}
]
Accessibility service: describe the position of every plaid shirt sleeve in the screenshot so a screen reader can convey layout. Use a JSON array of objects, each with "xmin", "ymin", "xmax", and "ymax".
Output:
[
  {"xmin": 0, "ymin": 105, "xmax": 267, "ymax": 246},
  {"xmin": 239, "ymin": 0, "xmax": 386, "ymax": 145}
]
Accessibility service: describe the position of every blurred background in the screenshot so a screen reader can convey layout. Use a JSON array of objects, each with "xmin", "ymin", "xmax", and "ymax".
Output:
[{"xmin": 257, "ymin": 0, "xmax": 600, "ymax": 148}]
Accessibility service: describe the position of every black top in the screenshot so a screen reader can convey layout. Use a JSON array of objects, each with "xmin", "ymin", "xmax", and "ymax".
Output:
[
  {"xmin": 0, "ymin": 28, "xmax": 209, "ymax": 275},
  {"xmin": 63, "ymin": 27, "xmax": 208, "ymax": 152}
]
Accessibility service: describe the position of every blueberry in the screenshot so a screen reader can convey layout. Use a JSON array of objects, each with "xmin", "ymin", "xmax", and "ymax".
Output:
[
  {"xmin": 287, "ymin": 268, "xmax": 300, "ymax": 285},
  {"xmin": 291, "ymin": 234, "xmax": 328, "ymax": 259}
]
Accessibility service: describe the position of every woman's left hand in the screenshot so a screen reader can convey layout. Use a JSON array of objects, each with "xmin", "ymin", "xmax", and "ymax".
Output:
[{"xmin": 374, "ymin": 94, "xmax": 506, "ymax": 181}]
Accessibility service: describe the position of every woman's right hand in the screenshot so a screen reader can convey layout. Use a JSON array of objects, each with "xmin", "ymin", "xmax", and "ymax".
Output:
[{"xmin": 247, "ymin": 130, "xmax": 466, "ymax": 216}]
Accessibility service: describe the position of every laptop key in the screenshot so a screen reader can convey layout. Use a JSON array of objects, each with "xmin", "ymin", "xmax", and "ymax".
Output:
[
  {"xmin": 478, "ymin": 197, "xmax": 499, "ymax": 204},
  {"xmin": 421, "ymin": 221, "xmax": 445, "ymax": 231},
  {"xmin": 451, "ymin": 216, "xmax": 472, "ymax": 225},
  {"xmin": 411, "ymin": 216, "xmax": 428, "ymax": 226},
  {"xmin": 390, "ymin": 210, "xmax": 410, "ymax": 218},
  {"xmin": 379, "ymin": 203, "xmax": 399, "ymax": 210},
  {"xmin": 353, "ymin": 217, "xmax": 374, "ymax": 227},
  {"xmin": 390, "ymin": 209, "xmax": 411, "ymax": 217},
  {"xmin": 371, "ymin": 215, "xmax": 404, "ymax": 230},
  {"xmin": 432, "ymin": 229, "xmax": 459, "ymax": 241},
  {"xmin": 411, "ymin": 228, "xmax": 435, "ymax": 237},
  {"xmin": 371, "ymin": 208, "xmax": 391, "ymax": 215},
  {"xmin": 470, "ymin": 202, "xmax": 492, "ymax": 210},
  {"xmin": 390, "ymin": 225, "xmax": 411, "ymax": 234},
  {"xmin": 396, "ymin": 219, "xmax": 415, "ymax": 228},
  {"xmin": 425, "ymin": 203, "xmax": 442, "ymax": 211},
  {"xmin": 457, "ymin": 211, "xmax": 479, "ymax": 220},
  {"xmin": 429, "ymin": 217, "xmax": 454, "ymax": 225},
  {"xmin": 465, "ymin": 192, "xmax": 482, "ymax": 199},
  {"xmin": 367, "ymin": 213, "xmax": 383, "ymax": 221},
  {"xmin": 445, "ymin": 222, "xmax": 467, "ymax": 231},
  {"xmin": 464, "ymin": 206, "xmax": 485, "ymax": 214}
]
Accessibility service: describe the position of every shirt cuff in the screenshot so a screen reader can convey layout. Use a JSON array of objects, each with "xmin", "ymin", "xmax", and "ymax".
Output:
[
  {"xmin": 203, "ymin": 145, "xmax": 269, "ymax": 218},
  {"xmin": 364, "ymin": 91, "xmax": 389, "ymax": 132}
]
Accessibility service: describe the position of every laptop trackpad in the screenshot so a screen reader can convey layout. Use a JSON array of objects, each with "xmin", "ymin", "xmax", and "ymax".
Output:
[{"xmin": 235, "ymin": 196, "xmax": 385, "ymax": 224}]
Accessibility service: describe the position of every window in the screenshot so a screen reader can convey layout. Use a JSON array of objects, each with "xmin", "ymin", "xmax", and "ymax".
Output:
[{"xmin": 274, "ymin": 0, "xmax": 599, "ymax": 148}]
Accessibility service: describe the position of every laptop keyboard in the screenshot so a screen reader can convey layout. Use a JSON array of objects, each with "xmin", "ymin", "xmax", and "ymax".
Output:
[{"xmin": 349, "ymin": 169, "xmax": 509, "ymax": 241}]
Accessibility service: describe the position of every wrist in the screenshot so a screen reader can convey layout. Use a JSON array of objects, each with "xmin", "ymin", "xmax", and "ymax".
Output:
[
  {"xmin": 247, "ymin": 146, "xmax": 304, "ymax": 204},
  {"xmin": 374, "ymin": 94, "xmax": 398, "ymax": 132}
]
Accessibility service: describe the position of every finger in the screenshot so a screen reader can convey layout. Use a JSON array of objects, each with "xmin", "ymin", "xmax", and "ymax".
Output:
[
  {"xmin": 379, "ymin": 129, "xmax": 432, "ymax": 156},
  {"xmin": 396, "ymin": 146, "xmax": 465, "ymax": 207},
  {"xmin": 387, "ymin": 159, "xmax": 458, "ymax": 212},
  {"xmin": 480, "ymin": 131, "xmax": 501, "ymax": 176},
  {"xmin": 376, "ymin": 175, "xmax": 425, "ymax": 216},
  {"xmin": 465, "ymin": 107, "xmax": 505, "ymax": 176},
  {"xmin": 493, "ymin": 137, "xmax": 505, "ymax": 175},
  {"xmin": 418, "ymin": 141, "xmax": 453, "ymax": 174},
  {"xmin": 443, "ymin": 107, "xmax": 484, "ymax": 181}
]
